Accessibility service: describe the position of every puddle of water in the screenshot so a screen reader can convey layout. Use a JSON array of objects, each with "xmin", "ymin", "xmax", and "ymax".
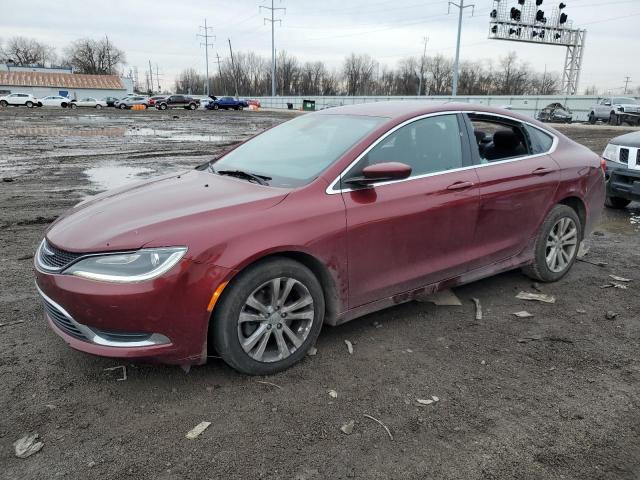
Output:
[
  {"xmin": 84, "ymin": 162, "xmax": 154, "ymax": 191},
  {"xmin": 125, "ymin": 127, "xmax": 229, "ymax": 142}
]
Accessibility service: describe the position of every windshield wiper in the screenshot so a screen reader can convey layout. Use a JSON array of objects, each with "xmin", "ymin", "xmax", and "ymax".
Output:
[{"xmin": 215, "ymin": 169, "xmax": 271, "ymax": 186}]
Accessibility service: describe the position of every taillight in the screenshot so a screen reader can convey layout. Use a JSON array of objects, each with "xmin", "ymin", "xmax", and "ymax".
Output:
[{"xmin": 600, "ymin": 157, "xmax": 607, "ymax": 175}]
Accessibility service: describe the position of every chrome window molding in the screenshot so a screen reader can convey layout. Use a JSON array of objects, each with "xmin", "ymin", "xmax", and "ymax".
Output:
[
  {"xmin": 36, "ymin": 284, "xmax": 170, "ymax": 348},
  {"xmin": 325, "ymin": 110, "xmax": 559, "ymax": 195}
]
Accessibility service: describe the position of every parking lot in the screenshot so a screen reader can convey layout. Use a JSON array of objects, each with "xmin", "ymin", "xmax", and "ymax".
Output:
[{"xmin": 1, "ymin": 108, "xmax": 639, "ymax": 479}]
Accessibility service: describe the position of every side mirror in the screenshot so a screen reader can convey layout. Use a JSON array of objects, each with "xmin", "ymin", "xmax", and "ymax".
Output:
[{"xmin": 344, "ymin": 162, "xmax": 412, "ymax": 187}]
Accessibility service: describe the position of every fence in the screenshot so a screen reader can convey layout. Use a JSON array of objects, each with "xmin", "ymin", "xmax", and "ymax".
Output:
[{"xmin": 253, "ymin": 95, "xmax": 609, "ymax": 122}]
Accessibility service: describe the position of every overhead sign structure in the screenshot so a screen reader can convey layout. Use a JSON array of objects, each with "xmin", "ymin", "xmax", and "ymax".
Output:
[{"xmin": 488, "ymin": 0, "xmax": 586, "ymax": 95}]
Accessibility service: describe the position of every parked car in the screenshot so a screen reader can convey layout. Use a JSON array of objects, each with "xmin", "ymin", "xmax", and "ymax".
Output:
[
  {"xmin": 537, "ymin": 103, "xmax": 572, "ymax": 123},
  {"xmin": 34, "ymin": 102, "xmax": 604, "ymax": 375},
  {"xmin": 147, "ymin": 95, "xmax": 166, "ymax": 107},
  {"xmin": 155, "ymin": 95, "xmax": 200, "ymax": 110},
  {"xmin": 102, "ymin": 96, "xmax": 120, "ymax": 107},
  {"xmin": 70, "ymin": 97, "xmax": 108, "ymax": 109},
  {"xmin": 206, "ymin": 96, "xmax": 249, "ymax": 110},
  {"xmin": 588, "ymin": 97, "xmax": 640, "ymax": 125},
  {"xmin": 114, "ymin": 96, "xmax": 149, "ymax": 109},
  {"xmin": 39, "ymin": 95, "xmax": 72, "ymax": 108},
  {"xmin": 0, "ymin": 93, "xmax": 41, "ymax": 108},
  {"xmin": 601, "ymin": 130, "xmax": 640, "ymax": 208}
]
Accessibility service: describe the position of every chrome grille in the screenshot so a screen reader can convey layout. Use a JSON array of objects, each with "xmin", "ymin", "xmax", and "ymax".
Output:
[
  {"xmin": 620, "ymin": 148, "xmax": 629, "ymax": 164},
  {"xmin": 38, "ymin": 239, "xmax": 83, "ymax": 271},
  {"xmin": 42, "ymin": 297, "xmax": 88, "ymax": 341}
]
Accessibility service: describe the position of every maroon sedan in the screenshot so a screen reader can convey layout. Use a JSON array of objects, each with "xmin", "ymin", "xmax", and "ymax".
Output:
[{"xmin": 35, "ymin": 102, "xmax": 605, "ymax": 375}]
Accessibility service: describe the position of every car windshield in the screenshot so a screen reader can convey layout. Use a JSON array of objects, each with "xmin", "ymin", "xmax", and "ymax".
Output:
[
  {"xmin": 213, "ymin": 114, "xmax": 386, "ymax": 188},
  {"xmin": 613, "ymin": 97, "xmax": 638, "ymax": 104}
]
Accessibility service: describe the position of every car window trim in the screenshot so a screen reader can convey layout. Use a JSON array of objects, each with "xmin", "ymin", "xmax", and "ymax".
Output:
[{"xmin": 326, "ymin": 110, "xmax": 559, "ymax": 195}]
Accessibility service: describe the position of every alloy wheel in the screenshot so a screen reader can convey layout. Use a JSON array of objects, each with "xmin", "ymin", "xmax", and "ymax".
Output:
[
  {"xmin": 237, "ymin": 277, "xmax": 315, "ymax": 363},
  {"xmin": 545, "ymin": 217, "xmax": 578, "ymax": 273}
]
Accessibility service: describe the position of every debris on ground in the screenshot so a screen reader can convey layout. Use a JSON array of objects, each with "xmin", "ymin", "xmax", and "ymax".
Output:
[
  {"xmin": 531, "ymin": 282, "xmax": 543, "ymax": 292},
  {"xmin": 516, "ymin": 291, "xmax": 556, "ymax": 304},
  {"xmin": 14, "ymin": 433, "xmax": 43, "ymax": 458},
  {"xmin": 517, "ymin": 334, "xmax": 543, "ymax": 343},
  {"xmin": 481, "ymin": 360, "xmax": 486, "ymax": 365},
  {"xmin": 363, "ymin": 414, "xmax": 393, "ymax": 440},
  {"xmin": 471, "ymin": 298, "xmax": 482, "ymax": 320},
  {"xmin": 2, "ymin": 177, "xmax": 14, "ymax": 182},
  {"xmin": 416, "ymin": 398, "xmax": 434, "ymax": 405},
  {"xmin": 417, "ymin": 289, "xmax": 462, "ymax": 306},
  {"xmin": 512, "ymin": 311, "xmax": 534, "ymax": 318},
  {"xmin": 600, "ymin": 283, "xmax": 628, "ymax": 289},
  {"xmin": 256, "ymin": 380, "xmax": 282, "ymax": 389},
  {"xmin": 185, "ymin": 421, "xmax": 211, "ymax": 439},
  {"xmin": 605, "ymin": 311, "xmax": 618, "ymax": 320},
  {"xmin": 609, "ymin": 274, "xmax": 631, "ymax": 282},
  {"xmin": 577, "ymin": 242, "xmax": 590, "ymax": 258},
  {"xmin": 307, "ymin": 347, "xmax": 318, "ymax": 356},
  {"xmin": 345, "ymin": 340, "xmax": 354, "ymax": 355},
  {"xmin": 16, "ymin": 254, "xmax": 32, "ymax": 260},
  {"xmin": 0, "ymin": 320, "xmax": 24, "ymax": 328},
  {"xmin": 103, "ymin": 365, "xmax": 127, "ymax": 381},
  {"xmin": 576, "ymin": 309, "xmax": 587, "ymax": 314},
  {"xmin": 340, "ymin": 420, "xmax": 355, "ymax": 435},
  {"xmin": 373, "ymin": 321, "xmax": 382, "ymax": 328},
  {"xmin": 328, "ymin": 389, "xmax": 338, "ymax": 398},
  {"xmin": 578, "ymin": 258, "xmax": 608, "ymax": 267}
]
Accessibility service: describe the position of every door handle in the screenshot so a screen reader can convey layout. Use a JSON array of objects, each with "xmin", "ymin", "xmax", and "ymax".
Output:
[
  {"xmin": 446, "ymin": 181, "xmax": 475, "ymax": 190},
  {"xmin": 532, "ymin": 167, "xmax": 553, "ymax": 175}
]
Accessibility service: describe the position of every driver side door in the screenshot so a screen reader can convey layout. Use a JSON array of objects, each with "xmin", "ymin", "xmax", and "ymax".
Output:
[{"xmin": 340, "ymin": 113, "xmax": 480, "ymax": 308}]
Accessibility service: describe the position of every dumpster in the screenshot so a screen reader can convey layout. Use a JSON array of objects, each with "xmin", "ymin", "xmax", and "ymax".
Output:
[{"xmin": 302, "ymin": 99, "xmax": 315, "ymax": 111}]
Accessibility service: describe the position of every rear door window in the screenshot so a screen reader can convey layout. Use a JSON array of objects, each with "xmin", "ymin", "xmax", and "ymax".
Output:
[
  {"xmin": 466, "ymin": 114, "xmax": 531, "ymax": 163},
  {"xmin": 524, "ymin": 125, "xmax": 554, "ymax": 154}
]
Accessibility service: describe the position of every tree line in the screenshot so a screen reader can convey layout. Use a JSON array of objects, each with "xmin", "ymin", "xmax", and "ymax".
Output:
[
  {"xmin": 176, "ymin": 50, "xmax": 563, "ymax": 97},
  {"xmin": 0, "ymin": 36, "xmax": 125, "ymax": 75}
]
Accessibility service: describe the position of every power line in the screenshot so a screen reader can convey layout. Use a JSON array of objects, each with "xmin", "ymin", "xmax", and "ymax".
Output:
[
  {"xmin": 260, "ymin": 0, "xmax": 286, "ymax": 97},
  {"xmin": 448, "ymin": 0, "xmax": 474, "ymax": 96},
  {"xmin": 197, "ymin": 18, "xmax": 215, "ymax": 96}
]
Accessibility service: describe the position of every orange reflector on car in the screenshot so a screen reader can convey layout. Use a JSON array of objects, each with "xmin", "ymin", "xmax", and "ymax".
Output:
[{"xmin": 207, "ymin": 281, "xmax": 229, "ymax": 312}]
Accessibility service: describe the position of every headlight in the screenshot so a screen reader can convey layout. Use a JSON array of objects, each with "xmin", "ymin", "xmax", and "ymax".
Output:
[
  {"xmin": 65, "ymin": 247, "xmax": 187, "ymax": 283},
  {"xmin": 602, "ymin": 143, "xmax": 619, "ymax": 162}
]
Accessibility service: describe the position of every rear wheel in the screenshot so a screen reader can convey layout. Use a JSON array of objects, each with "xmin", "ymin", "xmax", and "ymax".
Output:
[
  {"xmin": 605, "ymin": 196, "xmax": 631, "ymax": 209},
  {"xmin": 588, "ymin": 113, "xmax": 596, "ymax": 124},
  {"xmin": 188, "ymin": 103, "xmax": 196, "ymax": 110},
  {"xmin": 212, "ymin": 258, "xmax": 324, "ymax": 375},
  {"xmin": 158, "ymin": 103, "xmax": 167, "ymax": 110},
  {"xmin": 70, "ymin": 103, "xmax": 78, "ymax": 109},
  {"xmin": 0, "ymin": 100, "xmax": 7, "ymax": 107},
  {"xmin": 522, "ymin": 205, "xmax": 581, "ymax": 282},
  {"xmin": 26, "ymin": 101, "xmax": 33, "ymax": 108},
  {"xmin": 609, "ymin": 112, "xmax": 620, "ymax": 126},
  {"xmin": 95, "ymin": 104, "xmax": 102, "ymax": 109}
]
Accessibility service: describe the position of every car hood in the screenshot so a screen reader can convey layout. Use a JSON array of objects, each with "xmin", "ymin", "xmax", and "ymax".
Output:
[
  {"xmin": 616, "ymin": 103, "xmax": 640, "ymax": 110},
  {"xmin": 46, "ymin": 170, "xmax": 289, "ymax": 253},
  {"xmin": 611, "ymin": 131, "xmax": 640, "ymax": 148}
]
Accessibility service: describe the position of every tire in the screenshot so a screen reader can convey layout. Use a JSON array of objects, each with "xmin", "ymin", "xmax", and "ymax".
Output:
[
  {"xmin": 213, "ymin": 104, "xmax": 219, "ymax": 110},
  {"xmin": 61, "ymin": 102, "xmax": 68, "ymax": 108},
  {"xmin": 95, "ymin": 104, "xmax": 102, "ymax": 109},
  {"xmin": 0, "ymin": 100, "xmax": 7, "ymax": 107},
  {"xmin": 588, "ymin": 113, "xmax": 596, "ymax": 124},
  {"xmin": 26, "ymin": 101, "xmax": 33, "ymax": 108},
  {"xmin": 522, "ymin": 205, "xmax": 582, "ymax": 283},
  {"xmin": 605, "ymin": 196, "xmax": 631, "ymax": 209},
  {"xmin": 188, "ymin": 103, "xmax": 196, "ymax": 110},
  {"xmin": 211, "ymin": 257, "xmax": 325, "ymax": 375},
  {"xmin": 158, "ymin": 104, "xmax": 167, "ymax": 110},
  {"xmin": 118, "ymin": 104, "xmax": 126, "ymax": 110},
  {"xmin": 239, "ymin": 105, "xmax": 244, "ymax": 110},
  {"xmin": 234, "ymin": 106, "xmax": 239, "ymax": 110},
  {"xmin": 609, "ymin": 112, "xmax": 620, "ymax": 126},
  {"xmin": 70, "ymin": 103, "xmax": 77, "ymax": 109}
]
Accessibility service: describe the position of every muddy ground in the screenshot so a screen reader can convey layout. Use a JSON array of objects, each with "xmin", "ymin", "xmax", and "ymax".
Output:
[{"xmin": 1, "ymin": 108, "xmax": 639, "ymax": 480}]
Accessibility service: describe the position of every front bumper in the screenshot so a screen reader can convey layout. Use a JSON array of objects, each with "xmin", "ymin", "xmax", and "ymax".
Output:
[
  {"xmin": 35, "ymin": 259, "xmax": 233, "ymax": 366},
  {"xmin": 605, "ymin": 159, "xmax": 640, "ymax": 201}
]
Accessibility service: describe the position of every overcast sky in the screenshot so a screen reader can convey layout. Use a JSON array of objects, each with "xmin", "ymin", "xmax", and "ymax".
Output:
[{"xmin": 2, "ymin": 0, "xmax": 639, "ymax": 94}]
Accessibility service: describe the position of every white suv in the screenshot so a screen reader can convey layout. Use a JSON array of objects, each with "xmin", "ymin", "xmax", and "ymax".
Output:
[{"xmin": 0, "ymin": 93, "xmax": 41, "ymax": 108}]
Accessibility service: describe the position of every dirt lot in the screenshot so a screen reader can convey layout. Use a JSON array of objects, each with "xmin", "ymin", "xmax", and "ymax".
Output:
[{"xmin": 1, "ymin": 109, "xmax": 639, "ymax": 480}]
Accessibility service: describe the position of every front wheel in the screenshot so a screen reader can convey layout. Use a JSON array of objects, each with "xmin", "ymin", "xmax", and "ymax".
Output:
[
  {"xmin": 26, "ymin": 101, "xmax": 33, "ymax": 108},
  {"xmin": 118, "ymin": 104, "xmax": 126, "ymax": 109},
  {"xmin": 605, "ymin": 196, "xmax": 631, "ymax": 209},
  {"xmin": 70, "ymin": 103, "xmax": 78, "ymax": 109},
  {"xmin": 213, "ymin": 104, "xmax": 219, "ymax": 110},
  {"xmin": 0, "ymin": 100, "xmax": 7, "ymax": 107},
  {"xmin": 188, "ymin": 103, "xmax": 196, "ymax": 110},
  {"xmin": 212, "ymin": 258, "xmax": 325, "ymax": 375},
  {"xmin": 522, "ymin": 205, "xmax": 582, "ymax": 282},
  {"xmin": 609, "ymin": 112, "xmax": 621, "ymax": 126},
  {"xmin": 95, "ymin": 104, "xmax": 102, "ymax": 109},
  {"xmin": 158, "ymin": 104, "xmax": 167, "ymax": 110}
]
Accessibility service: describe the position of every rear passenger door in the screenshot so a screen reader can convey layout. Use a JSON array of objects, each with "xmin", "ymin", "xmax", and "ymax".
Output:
[{"xmin": 464, "ymin": 113, "xmax": 560, "ymax": 269}]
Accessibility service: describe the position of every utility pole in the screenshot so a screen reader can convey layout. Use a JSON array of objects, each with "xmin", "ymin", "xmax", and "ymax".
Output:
[
  {"xmin": 213, "ymin": 53, "xmax": 226, "ymax": 95},
  {"xmin": 148, "ymin": 60, "xmax": 154, "ymax": 95},
  {"xmin": 228, "ymin": 38, "xmax": 239, "ymax": 97},
  {"xmin": 448, "ymin": 0, "xmax": 474, "ymax": 96},
  {"xmin": 417, "ymin": 35, "xmax": 429, "ymax": 96},
  {"xmin": 624, "ymin": 76, "xmax": 632, "ymax": 94},
  {"xmin": 260, "ymin": 0, "xmax": 286, "ymax": 97},
  {"xmin": 155, "ymin": 64, "xmax": 162, "ymax": 92},
  {"xmin": 197, "ymin": 18, "xmax": 215, "ymax": 96}
]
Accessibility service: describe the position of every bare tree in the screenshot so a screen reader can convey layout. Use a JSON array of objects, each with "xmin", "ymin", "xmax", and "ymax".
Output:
[
  {"xmin": 343, "ymin": 53, "xmax": 377, "ymax": 96},
  {"xmin": 63, "ymin": 37, "xmax": 125, "ymax": 75},
  {"xmin": 174, "ymin": 68, "xmax": 205, "ymax": 95},
  {"xmin": 1, "ymin": 36, "xmax": 55, "ymax": 66},
  {"xmin": 426, "ymin": 55, "xmax": 452, "ymax": 95}
]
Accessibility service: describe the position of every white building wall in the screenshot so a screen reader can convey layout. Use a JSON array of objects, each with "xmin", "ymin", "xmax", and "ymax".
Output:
[{"xmin": 0, "ymin": 85, "xmax": 127, "ymax": 99}]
